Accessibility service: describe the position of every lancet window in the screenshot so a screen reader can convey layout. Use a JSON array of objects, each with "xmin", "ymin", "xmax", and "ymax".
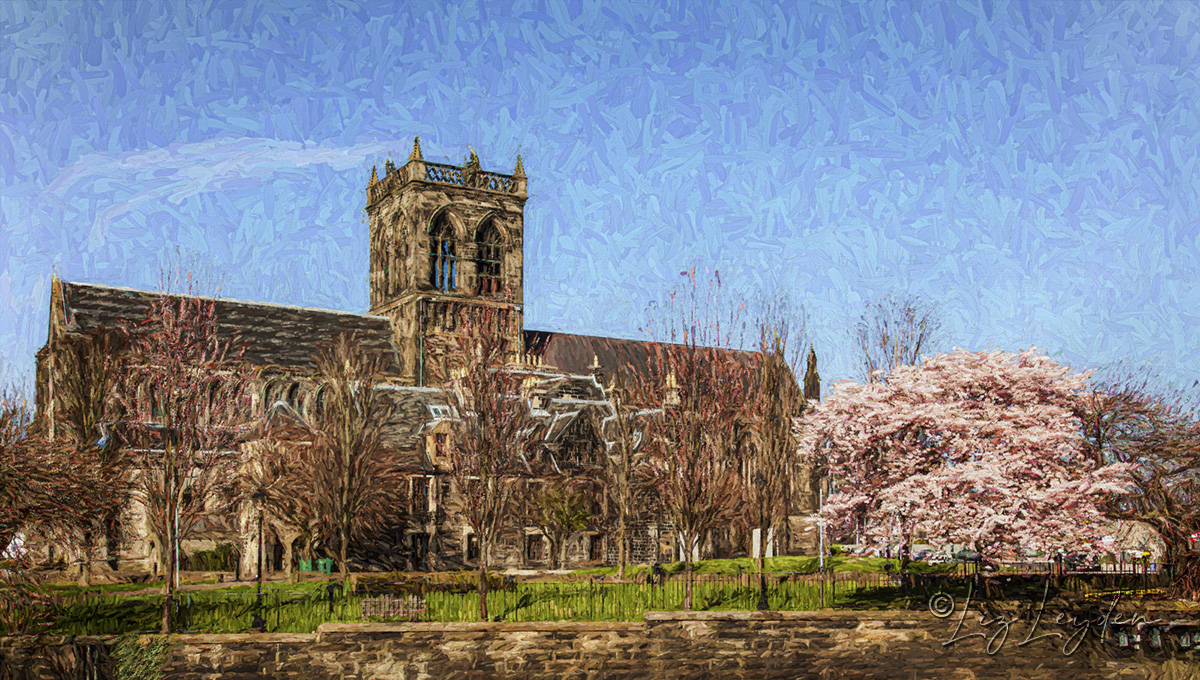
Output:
[
  {"xmin": 429, "ymin": 214, "xmax": 457, "ymax": 292},
  {"xmin": 475, "ymin": 219, "xmax": 502, "ymax": 295}
]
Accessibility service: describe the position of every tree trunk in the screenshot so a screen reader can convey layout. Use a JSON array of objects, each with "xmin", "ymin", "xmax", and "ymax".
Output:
[
  {"xmin": 616, "ymin": 517, "xmax": 627, "ymax": 581},
  {"xmin": 1173, "ymin": 551, "xmax": 1200, "ymax": 600},
  {"xmin": 684, "ymin": 553, "xmax": 694, "ymax": 610},
  {"xmin": 544, "ymin": 535, "xmax": 558, "ymax": 570},
  {"xmin": 339, "ymin": 520, "xmax": 350, "ymax": 587},
  {"xmin": 756, "ymin": 527, "xmax": 766, "ymax": 573},
  {"xmin": 757, "ymin": 524, "xmax": 768, "ymax": 609},
  {"xmin": 681, "ymin": 531, "xmax": 695, "ymax": 610},
  {"xmin": 161, "ymin": 521, "xmax": 176, "ymax": 633},
  {"xmin": 478, "ymin": 564, "xmax": 489, "ymax": 621},
  {"xmin": 76, "ymin": 534, "xmax": 93, "ymax": 588},
  {"xmin": 282, "ymin": 536, "xmax": 294, "ymax": 582}
]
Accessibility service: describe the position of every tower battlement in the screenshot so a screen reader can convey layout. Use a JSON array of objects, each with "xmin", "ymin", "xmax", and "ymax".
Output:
[{"xmin": 366, "ymin": 138, "xmax": 526, "ymax": 207}]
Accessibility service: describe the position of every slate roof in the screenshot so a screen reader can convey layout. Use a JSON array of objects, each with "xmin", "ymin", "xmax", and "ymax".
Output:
[
  {"xmin": 261, "ymin": 377, "xmax": 612, "ymax": 475},
  {"xmin": 377, "ymin": 386, "xmax": 452, "ymax": 468},
  {"xmin": 54, "ymin": 280, "xmax": 403, "ymax": 375},
  {"xmin": 522, "ymin": 329, "xmax": 760, "ymax": 387}
]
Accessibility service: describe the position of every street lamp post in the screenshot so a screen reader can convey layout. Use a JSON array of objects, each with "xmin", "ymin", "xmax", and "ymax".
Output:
[
  {"xmin": 251, "ymin": 490, "xmax": 267, "ymax": 632},
  {"xmin": 818, "ymin": 488, "xmax": 826, "ymax": 609},
  {"xmin": 755, "ymin": 473, "xmax": 769, "ymax": 611}
]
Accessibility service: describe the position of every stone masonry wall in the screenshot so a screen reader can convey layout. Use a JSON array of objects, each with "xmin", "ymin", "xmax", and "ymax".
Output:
[{"xmin": 2, "ymin": 611, "xmax": 1195, "ymax": 679}]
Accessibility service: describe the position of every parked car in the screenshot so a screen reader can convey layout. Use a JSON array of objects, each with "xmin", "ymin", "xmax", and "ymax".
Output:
[{"xmin": 1062, "ymin": 553, "xmax": 1098, "ymax": 571}]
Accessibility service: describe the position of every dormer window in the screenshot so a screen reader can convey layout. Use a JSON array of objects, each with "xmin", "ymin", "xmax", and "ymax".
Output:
[
  {"xmin": 425, "ymin": 428, "xmax": 451, "ymax": 466},
  {"xmin": 428, "ymin": 404, "xmax": 452, "ymax": 420},
  {"xmin": 429, "ymin": 214, "xmax": 457, "ymax": 292}
]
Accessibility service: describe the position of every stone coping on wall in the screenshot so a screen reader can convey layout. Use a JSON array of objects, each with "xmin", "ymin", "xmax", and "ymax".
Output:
[
  {"xmin": 642, "ymin": 610, "xmax": 919, "ymax": 622},
  {"xmin": 316, "ymin": 620, "xmax": 643, "ymax": 635}
]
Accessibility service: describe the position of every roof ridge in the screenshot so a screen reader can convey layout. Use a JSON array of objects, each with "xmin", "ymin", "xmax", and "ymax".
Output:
[{"xmin": 524, "ymin": 327, "xmax": 758, "ymax": 355}]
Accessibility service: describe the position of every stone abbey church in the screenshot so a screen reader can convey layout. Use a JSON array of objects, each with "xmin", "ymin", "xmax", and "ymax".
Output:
[{"xmin": 35, "ymin": 139, "xmax": 822, "ymax": 576}]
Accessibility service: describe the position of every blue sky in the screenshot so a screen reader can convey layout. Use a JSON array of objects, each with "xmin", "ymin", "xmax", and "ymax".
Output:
[{"xmin": 2, "ymin": 0, "xmax": 1198, "ymax": 391}]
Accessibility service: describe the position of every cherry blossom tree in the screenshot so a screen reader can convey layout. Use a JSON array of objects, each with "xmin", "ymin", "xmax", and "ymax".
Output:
[{"xmin": 803, "ymin": 348, "xmax": 1133, "ymax": 564}]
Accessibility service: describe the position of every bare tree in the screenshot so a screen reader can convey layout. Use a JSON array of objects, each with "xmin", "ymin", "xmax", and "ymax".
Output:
[
  {"xmin": 638, "ymin": 270, "xmax": 754, "ymax": 609},
  {"xmin": 854, "ymin": 293, "xmax": 944, "ymax": 383},
  {"xmin": 49, "ymin": 330, "xmax": 125, "ymax": 455},
  {"xmin": 1081, "ymin": 369, "xmax": 1200, "ymax": 598},
  {"xmin": 306, "ymin": 333, "xmax": 406, "ymax": 585},
  {"xmin": 599, "ymin": 372, "xmax": 654, "ymax": 581},
  {"xmin": 0, "ymin": 391, "xmax": 124, "ymax": 633},
  {"xmin": 532, "ymin": 480, "xmax": 591, "ymax": 570},
  {"xmin": 441, "ymin": 306, "xmax": 543, "ymax": 621},
  {"xmin": 742, "ymin": 316, "xmax": 806, "ymax": 606},
  {"xmin": 0, "ymin": 392, "xmax": 122, "ymax": 561},
  {"xmin": 238, "ymin": 436, "xmax": 320, "ymax": 581},
  {"xmin": 118, "ymin": 285, "xmax": 255, "ymax": 633},
  {"xmin": 46, "ymin": 329, "xmax": 128, "ymax": 585}
]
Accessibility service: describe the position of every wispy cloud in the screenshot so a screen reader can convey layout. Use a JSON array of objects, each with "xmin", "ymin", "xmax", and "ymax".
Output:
[{"xmin": 38, "ymin": 137, "xmax": 398, "ymax": 248}]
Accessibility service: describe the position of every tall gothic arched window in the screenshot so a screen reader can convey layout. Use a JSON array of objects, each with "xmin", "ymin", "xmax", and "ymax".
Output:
[
  {"xmin": 429, "ymin": 215, "xmax": 457, "ymax": 292},
  {"xmin": 475, "ymin": 219, "xmax": 502, "ymax": 295}
]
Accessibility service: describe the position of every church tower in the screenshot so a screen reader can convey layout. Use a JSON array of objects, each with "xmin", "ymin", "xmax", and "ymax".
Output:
[{"xmin": 366, "ymin": 138, "xmax": 527, "ymax": 385}]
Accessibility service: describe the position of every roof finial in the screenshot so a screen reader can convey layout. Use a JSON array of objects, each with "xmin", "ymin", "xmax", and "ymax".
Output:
[
  {"xmin": 468, "ymin": 146, "xmax": 480, "ymax": 167},
  {"xmin": 513, "ymin": 154, "xmax": 526, "ymax": 178},
  {"xmin": 369, "ymin": 166, "xmax": 379, "ymax": 185},
  {"xmin": 409, "ymin": 136, "xmax": 423, "ymax": 161}
]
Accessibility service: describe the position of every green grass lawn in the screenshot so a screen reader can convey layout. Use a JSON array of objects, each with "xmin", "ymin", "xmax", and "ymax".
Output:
[
  {"xmin": 39, "ymin": 576, "xmax": 914, "ymax": 634},
  {"xmin": 9, "ymin": 558, "xmax": 969, "ymax": 635},
  {"xmin": 573, "ymin": 556, "xmax": 959, "ymax": 577}
]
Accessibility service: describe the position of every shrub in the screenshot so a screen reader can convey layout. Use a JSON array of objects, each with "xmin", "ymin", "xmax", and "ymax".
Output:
[
  {"xmin": 188, "ymin": 544, "xmax": 238, "ymax": 572},
  {"xmin": 111, "ymin": 635, "xmax": 171, "ymax": 680}
]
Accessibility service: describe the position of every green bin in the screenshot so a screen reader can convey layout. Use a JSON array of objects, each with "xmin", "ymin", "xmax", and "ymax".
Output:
[
  {"xmin": 317, "ymin": 558, "xmax": 334, "ymax": 574},
  {"xmin": 299, "ymin": 559, "xmax": 312, "ymax": 573}
]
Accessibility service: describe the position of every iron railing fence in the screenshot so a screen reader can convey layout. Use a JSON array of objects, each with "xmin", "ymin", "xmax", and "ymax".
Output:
[{"xmin": 4, "ymin": 567, "xmax": 1178, "ymax": 635}]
